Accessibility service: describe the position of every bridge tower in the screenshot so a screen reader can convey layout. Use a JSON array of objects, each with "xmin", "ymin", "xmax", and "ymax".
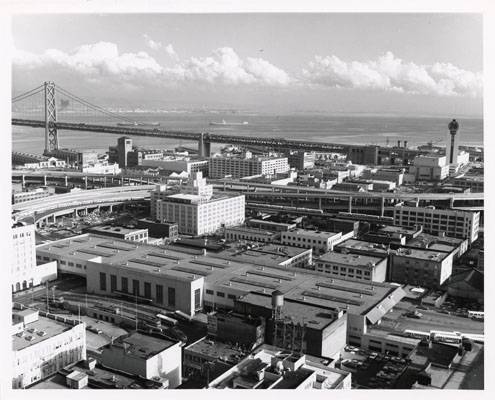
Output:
[
  {"xmin": 43, "ymin": 81, "xmax": 58, "ymax": 154},
  {"xmin": 198, "ymin": 132, "xmax": 211, "ymax": 158}
]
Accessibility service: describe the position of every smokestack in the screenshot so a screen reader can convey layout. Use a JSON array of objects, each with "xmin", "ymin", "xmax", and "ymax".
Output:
[
  {"xmin": 404, "ymin": 141, "xmax": 408, "ymax": 148},
  {"xmin": 397, "ymin": 140, "xmax": 401, "ymax": 148}
]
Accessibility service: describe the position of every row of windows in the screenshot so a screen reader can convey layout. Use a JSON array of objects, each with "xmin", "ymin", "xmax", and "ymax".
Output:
[{"xmin": 205, "ymin": 289, "xmax": 237, "ymax": 300}]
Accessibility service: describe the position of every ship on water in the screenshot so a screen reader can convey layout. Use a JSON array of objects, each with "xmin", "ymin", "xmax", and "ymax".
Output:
[
  {"xmin": 116, "ymin": 122, "xmax": 161, "ymax": 127},
  {"xmin": 209, "ymin": 119, "xmax": 249, "ymax": 126}
]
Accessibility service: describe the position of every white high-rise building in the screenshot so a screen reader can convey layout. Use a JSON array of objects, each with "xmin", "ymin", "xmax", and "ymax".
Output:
[
  {"xmin": 11, "ymin": 221, "xmax": 57, "ymax": 292},
  {"xmin": 153, "ymin": 172, "xmax": 245, "ymax": 235}
]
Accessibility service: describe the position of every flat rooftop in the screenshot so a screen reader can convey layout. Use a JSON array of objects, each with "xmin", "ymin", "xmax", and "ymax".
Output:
[
  {"xmin": 185, "ymin": 337, "xmax": 246, "ymax": 363},
  {"xmin": 111, "ymin": 332, "xmax": 177, "ymax": 359},
  {"xmin": 13, "ymin": 314, "xmax": 78, "ymax": 351},
  {"xmin": 393, "ymin": 247, "xmax": 450, "ymax": 261},
  {"xmin": 379, "ymin": 226, "xmax": 421, "ymax": 236},
  {"xmin": 335, "ymin": 239, "xmax": 389, "ymax": 256},
  {"xmin": 225, "ymin": 226, "xmax": 276, "ymax": 236},
  {"xmin": 86, "ymin": 225, "xmax": 147, "ymax": 235},
  {"xmin": 38, "ymin": 234, "xmax": 405, "ymax": 321},
  {"xmin": 318, "ymin": 251, "xmax": 386, "ymax": 267},
  {"xmin": 285, "ymin": 228, "xmax": 340, "ymax": 238},
  {"xmin": 407, "ymin": 233, "xmax": 465, "ymax": 248}
]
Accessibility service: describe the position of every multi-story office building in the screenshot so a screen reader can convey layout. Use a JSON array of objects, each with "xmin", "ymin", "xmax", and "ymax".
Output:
[
  {"xmin": 153, "ymin": 172, "xmax": 245, "ymax": 235},
  {"xmin": 98, "ymin": 332, "xmax": 182, "ymax": 388},
  {"xmin": 280, "ymin": 229, "xmax": 352, "ymax": 255},
  {"xmin": 286, "ymin": 150, "xmax": 316, "ymax": 170},
  {"xmin": 389, "ymin": 247, "xmax": 454, "ymax": 288},
  {"xmin": 85, "ymin": 225, "xmax": 149, "ymax": 243},
  {"xmin": 315, "ymin": 251, "xmax": 388, "ymax": 282},
  {"xmin": 12, "ymin": 306, "xmax": 86, "ymax": 388},
  {"xmin": 392, "ymin": 205, "xmax": 480, "ymax": 243},
  {"xmin": 127, "ymin": 149, "xmax": 164, "ymax": 167},
  {"xmin": 209, "ymin": 154, "xmax": 289, "ymax": 179},
  {"xmin": 11, "ymin": 221, "xmax": 57, "ymax": 292}
]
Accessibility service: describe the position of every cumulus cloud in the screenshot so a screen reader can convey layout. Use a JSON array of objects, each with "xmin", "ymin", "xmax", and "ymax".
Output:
[
  {"xmin": 13, "ymin": 43, "xmax": 291, "ymax": 88},
  {"xmin": 143, "ymin": 34, "xmax": 162, "ymax": 51},
  {"xmin": 302, "ymin": 51, "xmax": 482, "ymax": 97},
  {"xmin": 164, "ymin": 47, "xmax": 291, "ymax": 86}
]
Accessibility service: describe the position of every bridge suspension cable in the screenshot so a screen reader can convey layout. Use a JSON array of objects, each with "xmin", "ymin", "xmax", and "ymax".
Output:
[
  {"xmin": 12, "ymin": 84, "xmax": 45, "ymax": 103},
  {"xmin": 56, "ymin": 85, "xmax": 139, "ymax": 124}
]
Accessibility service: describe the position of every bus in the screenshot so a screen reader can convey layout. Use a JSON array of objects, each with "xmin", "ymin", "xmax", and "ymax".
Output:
[
  {"xmin": 430, "ymin": 331, "xmax": 462, "ymax": 344},
  {"xmin": 404, "ymin": 329, "xmax": 430, "ymax": 340},
  {"xmin": 156, "ymin": 313, "xmax": 178, "ymax": 327},
  {"xmin": 468, "ymin": 311, "xmax": 484, "ymax": 321}
]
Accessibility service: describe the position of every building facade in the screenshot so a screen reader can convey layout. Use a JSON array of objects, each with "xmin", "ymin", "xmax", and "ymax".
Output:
[
  {"xmin": 280, "ymin": 229, "xmax": 351, "ymax": 255},
  {"xmin": 209, "ymin": 155, "xmax": 289, "ymax": 179},
  {"xmin": 12, "ymin": 307, "xmax": 86, "ymax": 389},
  {"xmin": 392, "ymin": 205, "xmax": 480, "ymax": 243}
]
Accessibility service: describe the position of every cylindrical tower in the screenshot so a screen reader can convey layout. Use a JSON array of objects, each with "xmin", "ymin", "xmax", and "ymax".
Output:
[
  {"xmin": 447, "ymin": 119, "xmax": 459, "ymax": 165},
  {"xmin": 271, "ymin": 290, "xmax": 284, "ymax": 320}
]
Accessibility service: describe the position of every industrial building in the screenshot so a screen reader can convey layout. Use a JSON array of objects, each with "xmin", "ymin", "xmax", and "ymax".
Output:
[
  {"xmin": 12, "ymin": 188, "xmax": 51, "ymax": 204},
  {"xmin": 141, "ymin": 158, "xmax": 208, "ymax": 176},
  {"xmin": 12, "ymin": 306, "xmax": 86, "ymax": 389},
  {"xmin": 392, "ymin": 205, "xmax": 480, "ymax": 243},
  {"xmin": 286, "ymin": 150, "xmax": 316, "ymax": 170},
  {"xmin": 153, "ymin": 172, "xmax": 245, "ymax": 235},
  {"xmin": 315, "ymin": 251, "xmax": 388, "ymax": 283},
  {"xmin": 137, "ymin": 218, "xmax": 179, "ymax": 240},
  {"xmin": 209, "ymin": 153, "xmax": 289, "ymax": 179},
  {"xmin": 12, "ymin": 221, "xmax": 57, "ymax": 292},
  {"xmin": 45, "ymin": 148, "xmax": 98, "ymax": 171},
  {"xmin": 388, "ymin": 247, "xmax": 454, "ymax": 288}
]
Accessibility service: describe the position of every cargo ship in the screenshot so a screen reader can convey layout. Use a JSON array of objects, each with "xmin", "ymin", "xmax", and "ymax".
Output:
[
  {"xmin": 209, "ymin": 120, "xmax": 249, "ymax": 126},
  {"xmin": 116, "ymin": 122, "xmax": 161, "ymax": 127}
]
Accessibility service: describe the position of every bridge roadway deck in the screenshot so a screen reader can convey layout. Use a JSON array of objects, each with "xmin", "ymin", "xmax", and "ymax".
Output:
[{"xmin": 12, "ymin": 118, "xmax": 428, "ymax": 155}]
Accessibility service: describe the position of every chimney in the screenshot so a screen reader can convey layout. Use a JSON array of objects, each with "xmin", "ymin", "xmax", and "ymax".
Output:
[
  {"xmin": 397, "ymin": 140, "xmax": 401, "ymax": 148},
  {"xmin": 404, "ymin": 140, "xmax": 408, "ymax": 148}
]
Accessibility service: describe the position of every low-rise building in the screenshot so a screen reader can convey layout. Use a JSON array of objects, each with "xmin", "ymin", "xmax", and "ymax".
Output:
[
  {"xmin": 46, "ymin": 148, "xmax": 98, "ymax": 171},
  {"xmin": 142, "ymin": 158, "xmax": 208, "ymax": 176},
  {"xmin": 12, "ymin": 188, "xmax": 51, "ymax": 204},
  {"xmin": 12, "ymin": 306, "xmax": 86, "ymax": 389},
  {"xmin": 85, "ymin": 225, "xmax": 149, "ymax": 243},
  {"xmin": 207, "ymin": 312, "xmax": 266, "ymax": 349},
  {"xmin": 246, "ymin": 218, "xmax": 297, "ymax": 232},
  {"xmin": 408, "ymin": 155, "xmax": 449, "ymax": 182},
  {"xmin": 136, "ymin": 218, "xmax": 179, "ymax": 240},
  {"xmin": 98, "ymin": 332, "xmax": 182, "ymax": 388},
  {"xmin": 406, "ymin": 232, "xmax": 469, "ymax": 259},
  {"xmin": 389, "ymin": 247, "xmax": 454, "ymax": 288},
  {"xmin": 280, "ymin": 229, "xmax": 352, "ymax": 255},
  {"xmin": 225, "ymin": 226, "xmax": 279, "ymax": 243},
  {"xmin": 208, "ymin": 345, "xmax": 351, "ymax": 389},
  {"xmin": 315, "ymin": 251, "xmax": 388, "ymax": 283}
]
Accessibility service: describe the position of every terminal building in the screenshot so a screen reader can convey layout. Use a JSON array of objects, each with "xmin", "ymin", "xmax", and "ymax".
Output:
[
  {"xmin": 12, "ymin": 306, "xmax": 86, "ymax": 389},
  {"xmin": 209, "ymin": 152, "xmax": 290, "ymax": 179},
  {"xmin": 392, "ymin": 205, "xmax": 480, "ymax": 243},
  {"xmin": 36, "ymin": 234, "xmax": 405, "ymax": 354},
  {"xmin": 152, "ymin": 172, "xmax": 245, "ymax": 235}
]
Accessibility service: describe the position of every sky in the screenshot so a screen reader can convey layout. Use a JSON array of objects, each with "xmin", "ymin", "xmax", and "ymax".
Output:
[{"xmin": 11, "ymin": 13, "xmax": 483, "ymax": 116}]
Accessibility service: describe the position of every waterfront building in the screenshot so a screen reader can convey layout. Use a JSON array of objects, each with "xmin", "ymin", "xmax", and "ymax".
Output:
[
  {"xmin": 208, "ymin": 153, "xmax": 289, "ymax": 179},
  {"xmin": 45, "ymin": 148, "xmax": 98, "ymax": 171}
]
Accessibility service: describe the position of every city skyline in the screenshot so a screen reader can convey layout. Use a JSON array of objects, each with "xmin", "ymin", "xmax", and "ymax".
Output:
[{"xmin": 12, "ymin": 13, "xmax": 483, "ymax": 116}]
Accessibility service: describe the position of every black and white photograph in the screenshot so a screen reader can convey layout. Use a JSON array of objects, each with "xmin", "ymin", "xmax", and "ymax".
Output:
[{"xmin": 1, "ymin": 1, "xmax": 491, "ymax": 396}]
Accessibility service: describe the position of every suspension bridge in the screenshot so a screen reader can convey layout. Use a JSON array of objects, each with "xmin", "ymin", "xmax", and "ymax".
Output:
[{"xmin": 12, "ymin": 81, "xmax": 430, "ymax": 162}]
